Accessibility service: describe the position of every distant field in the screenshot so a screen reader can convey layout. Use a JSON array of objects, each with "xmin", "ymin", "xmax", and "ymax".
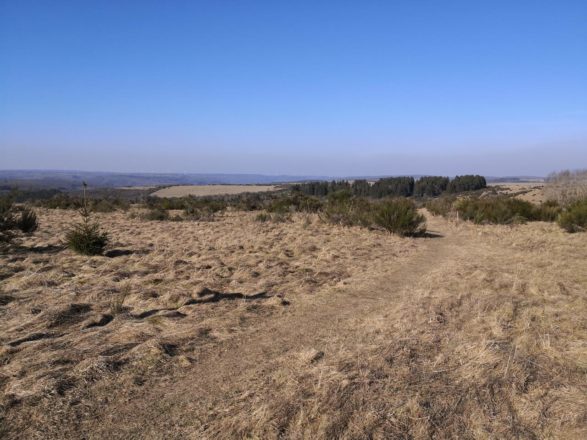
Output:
[
  {"xmin": 489, "ymin": 181, "xmax": 546, "ymax": 203},
  {"xmin": 151, "ymin": 184, "xmax": 280, "ymax": 198}
]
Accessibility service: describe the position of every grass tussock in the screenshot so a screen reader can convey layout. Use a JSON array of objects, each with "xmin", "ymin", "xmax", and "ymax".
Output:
[{"xmin": 0, "ymin": 198, "xmax": 39, "ymax": 243}]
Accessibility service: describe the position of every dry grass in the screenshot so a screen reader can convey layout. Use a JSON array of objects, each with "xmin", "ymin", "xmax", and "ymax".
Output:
[
  {"xmin": 544, "ymin": 170, "xmax": 587, "ymax": 205},
  {"xmin": 1, "ymin": 209, "xmax": 586, "ymax": 438},
  {"xmin": 151, "ymin": 184, "xmax": 280, "ymax": 198},
  {"xmin": 488, "ymin": 182, "xmax": 546, "ymax": 204}
]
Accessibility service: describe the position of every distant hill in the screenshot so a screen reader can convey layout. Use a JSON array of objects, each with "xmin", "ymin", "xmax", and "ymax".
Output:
[
  {"xmin": 0, "ymin": 170, "xmax": 329, "ymax": 190},
  {"xmin": 0, "ymin": 169, "xmax": 545, "ymax": 191}
]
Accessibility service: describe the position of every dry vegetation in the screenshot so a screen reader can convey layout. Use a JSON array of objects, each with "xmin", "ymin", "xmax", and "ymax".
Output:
[
  {"xmin": 1, "ymin": 187, "xmax": 586, "ymax": 438},
  {"xmin": 545, "ymin": 170, "xmax": 587, "ymax": 205},
  {"xmin": 151, "ymin": 184, "xmax": 280, "ymax": 198},
  {"xmin": 488, "ymin": 181, "xmax": 547, "ymax": 204}
]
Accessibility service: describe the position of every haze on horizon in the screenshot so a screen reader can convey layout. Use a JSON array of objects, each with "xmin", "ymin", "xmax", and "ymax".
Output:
[{"xmin": 1, "ymin": 1, "xmax": 586, "ymax": 177}]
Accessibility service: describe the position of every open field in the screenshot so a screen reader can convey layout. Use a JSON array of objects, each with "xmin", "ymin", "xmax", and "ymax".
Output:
[
  {"xmin": 488, "ymin": 181, "xmax": 546, "ymax": 204},
  {"xmin": 489, "ymin": 182, "xmax": 546, "ymax": 204},
  {"xmin": 151, "ymin": 184, "xmax": 281, "ymax": 198},
  {"xmin": 1, "ymin": 206, "xmax": 586, "ymax": 438}
]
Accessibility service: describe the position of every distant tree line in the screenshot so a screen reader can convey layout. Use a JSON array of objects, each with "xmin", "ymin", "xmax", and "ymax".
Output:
[{"xmin": 292, "ymin": 175, "xmax": 486, "ymax": 198}]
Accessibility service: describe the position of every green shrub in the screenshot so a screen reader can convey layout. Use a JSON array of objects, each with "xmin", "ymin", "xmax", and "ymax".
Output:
[
  {"xmin": 267, "ymin": 193, "xmax": 323, "ymax": 214},
  {"xmin": 558, "ymin": 200, "xmax": 587, "ymax": 233},
  {"xmin": 425, "ymin": 196, "xmax": 456, "ymax": 217},
  {"xmin": 66, "ymin": 220, "xmax": 109, "ymax": 255},
  {"xmin": 320, "ymin": 196, "xmax": 373, "ymax": 227},
  {"xmin": 455, "ymin": 197, "xmax": 537, "ymax": 224},
  {"xmin": 372, "ymin": 199, "xmax": 426, "ymax": 236},
  {"xmin": 65, "ymin": 183, "xmax": 108, "ymax": 255},
  {"xmin": 535, "ymin": 200, "xmax": 562, "ymax": 222}
]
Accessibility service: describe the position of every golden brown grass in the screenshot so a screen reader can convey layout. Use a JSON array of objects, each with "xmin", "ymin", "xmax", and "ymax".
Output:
[
  {"xmin": 488, "ymin": 181, "xmax": 546, "ymax": 204},
  {"xmin": 544, "ymin": 170, "xmax": 587, "ymax": 205},
  {"xmin": 151, "ymin": 184, "xmax": 280, "ymax": 198},
  {"xmin": 1, "ymin": 209, "xmax": 586, "ymax": 438}
]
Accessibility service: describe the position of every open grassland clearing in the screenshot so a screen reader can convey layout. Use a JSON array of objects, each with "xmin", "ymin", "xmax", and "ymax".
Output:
[
  {"xmin": 1, "ymin": 205, "xmax": 586, "ymax": 438},
  {"xmin": 151, "ymin": 184, "xmax": 280, "ymax": 198},
  {"xmin": 488, "ymin": 181, "xmax": 546, "ymax": 204}
]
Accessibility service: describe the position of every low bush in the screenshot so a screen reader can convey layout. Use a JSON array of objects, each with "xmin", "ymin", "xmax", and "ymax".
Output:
[
  {"xmin": 142, "ymin": 208, "xmax": 169, "ymax": 221},
  {"xmin": 454, "ymin": 197, "xmax": 563, "ymax": 224},
  {"xmin": 267, "ymin": 193, "xmax": 323, "ymax": 214},
  {"xmin": 425, "ymin": 196, "xmax": 456, "ymax": 217},
  {"xmin": 65, "ymin": 184, "xmax": 108, "ymax": 255},
  {"xmin": 66, "ymin": 220, "xmax": 108, "ymax": 255},
  {"xmin": 320, "ymin": 195, "xmax": 373, "ymax": 227},
  {"xmin": 320, "ymin": 195, "xmax": 426, "ymax": 236},
  {"xmin": 534, "ymin": 200, "xmax": 562, "ymax": 222},
  {"xmin": 558, "ymin": 199, "xmax": 587, "ymax": 233},
  {"xmin": 372, "ymin": 199, "xmax": 426, "ymax": 236},
  {"xmin": 36, "ymin": 194, "xmax": 130, "ymax": 211},
  {"xmin": 455, "ymin": 197, "xmax": 535, "ymax": 224}
]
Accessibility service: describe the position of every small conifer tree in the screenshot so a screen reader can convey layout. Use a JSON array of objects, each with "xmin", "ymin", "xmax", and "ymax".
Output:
[{"xmin": 65, "ymin": 182, "xmax": 108, "ymax": 255}]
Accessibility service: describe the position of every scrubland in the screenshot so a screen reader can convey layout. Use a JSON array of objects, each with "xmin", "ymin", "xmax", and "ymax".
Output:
[{"xmin": 1, "ymin": 183, "xmax": 586, "ymax": 439}]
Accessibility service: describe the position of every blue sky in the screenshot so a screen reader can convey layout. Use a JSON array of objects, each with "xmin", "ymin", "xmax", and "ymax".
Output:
[{"xmin": 1, "ymin": 0, "xmax": 586, "ymax": 176}]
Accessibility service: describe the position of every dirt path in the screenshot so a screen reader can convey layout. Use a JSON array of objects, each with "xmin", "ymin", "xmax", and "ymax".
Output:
[{"xmin": 80, "ymin": 214, "xmax": 468, "ymax": 438}]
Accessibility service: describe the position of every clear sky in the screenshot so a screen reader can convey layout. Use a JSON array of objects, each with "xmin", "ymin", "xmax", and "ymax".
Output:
[{"xmin": 1, "ymin": 0, "xmax": 586, "ymax": 176}]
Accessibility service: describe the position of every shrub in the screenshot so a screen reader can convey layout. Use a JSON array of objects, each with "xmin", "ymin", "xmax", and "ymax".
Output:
[
  {"xmin": 65, "ymin": 183, "xmax": 108, "ymax": 255},
  {"xmin": 142, "ymin": 208, "xmax": 169, "ymax": 221},
  {"xmin": 558, "ymin": 200, "xmax": 587, "ymax": 233},
  {"xmin": 267, "ymin": 193, "xmax": 323, "ymax": 214},
  {"xmin": 66, "ymin": 220, "xmax": 108, "ymax": 255},
  {"xmin": 320, "ymin": 196, "xmax": 373, "ymax": 227},
  {"xmin": 372, "ymin": 199, "xmax": 426, "ymax": 236},
  {"xmin": 455, "ymin": 197, "xmax": 537, "ymax": 224},
  {"xmin": 425, "ymin": 196, "xmax": 456, "ymax": 217},
  {"xmin": 535, "ymin": 200, "xmax": 562, "ymax": 222}
]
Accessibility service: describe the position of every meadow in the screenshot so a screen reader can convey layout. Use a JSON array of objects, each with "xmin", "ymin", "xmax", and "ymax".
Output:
[{"xmin": 1, "ymin": 175, "xmax": 586, "ymax": 439}]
